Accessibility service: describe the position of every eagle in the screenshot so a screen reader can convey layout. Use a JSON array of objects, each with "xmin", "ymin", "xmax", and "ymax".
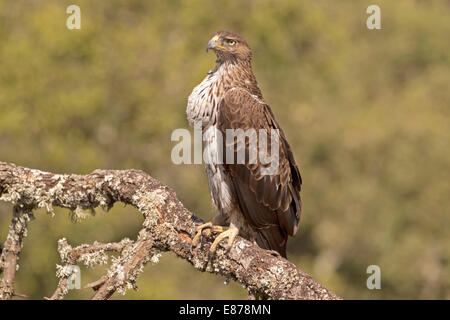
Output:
[{"xmin": 187, "ymin": 31, "xmax": 302, "ymax": 258}]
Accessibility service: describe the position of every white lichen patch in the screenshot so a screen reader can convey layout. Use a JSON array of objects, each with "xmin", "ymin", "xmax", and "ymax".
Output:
[
  {"xmin": 103, "ymin": 174, "xmax": 114, "ymax": 182},
  {"xmin": 56, "ymin": 264, "xmax": 77, "ymax": 278},
  {"xmin": 79, "ymin": 250, "xmax": 109, "ymax": 268},
  {"xmin": 133, "ymin": 188, "xmax": 166, "ymax": 220},
  {"xmin": 30, "ymin": 168, "xmax": 50, "ymax": 176},
  {"xmin": 0, "ymin": 189, "xmax": 21, "ymax": 204},
  {"xmin": 37, "ymin": 200, "xmax": 55, "ymax": 217},
  {"xmin": 106, "ymin": 254, "xmax": 130, "ymax": 294},
  {"xmin": 69, "ymin": 206, "xmax": 89, "ymax": 223},
  {"xmin": 259, "ymin": 278, "xmax": 272, "ymax": 292},
  {"xmin": 57, "ymin": 238, "xmax": 72, "ymax": 262},
  {"xmin": 269, "ymin": 264, "xmax": 285, "ymax": 278},
  {"xmin": 193, "ymin": 259, "xmax": 205, "ymax": 270},
  {"xmin": 119, "ymin": 238, "xmax": 133, "ymax": 247},
  {"xmin": 150, "ymin": 253, "xmax": 162, "ymax": 264},
  {"xmin": 108, "ymin": 259, "xmax": 125, "ymax": 281},
  {"xmin": 235, "ymin": 240, "xmax": 250, "ymax": 255}
]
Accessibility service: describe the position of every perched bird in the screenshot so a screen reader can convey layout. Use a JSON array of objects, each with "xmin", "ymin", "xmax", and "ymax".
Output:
[{"xmin": 187, "ymin": 31, "xmax": 302, "ymax": 258}]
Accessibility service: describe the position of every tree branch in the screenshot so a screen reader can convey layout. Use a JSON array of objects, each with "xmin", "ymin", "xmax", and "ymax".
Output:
[
  {"xmin": 48, "ymin": 238, "xmax": 131, "ymax": 300},
  {"xmin": 0, "ymin": 205, "xmax": 33, "ymax": 299},
  {"xmin": 0, "ymin": 161, "xmax": 340, "ymax": 300}
]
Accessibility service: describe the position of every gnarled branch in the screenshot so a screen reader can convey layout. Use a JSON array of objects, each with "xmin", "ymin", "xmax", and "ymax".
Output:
[{"xmin": 0, "ymin": 161, "xmax": 340, "ymax": 300}]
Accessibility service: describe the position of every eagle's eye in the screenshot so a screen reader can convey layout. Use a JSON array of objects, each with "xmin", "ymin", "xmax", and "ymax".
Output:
[{"xmin": 227, "ymin": 39, "xmax": 236, "ymax": 46}]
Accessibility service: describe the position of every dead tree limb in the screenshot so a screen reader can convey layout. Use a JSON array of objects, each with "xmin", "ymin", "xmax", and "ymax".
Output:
[
  {"xmin": 0, "ymin": 161, "xmax": 341, "ymax": 300},
  {"xmin": 0, "ymin": 205, "xmax": 33, "ymax": 299},
  {"xmin": 48, "ymin": 238, "xmax": 131, "ymax": 300}
]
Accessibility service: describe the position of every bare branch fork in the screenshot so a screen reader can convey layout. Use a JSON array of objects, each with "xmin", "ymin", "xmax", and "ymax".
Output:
[{"xmin": 0, "ymin": 161, "xmax": 340, "ymax": 300}]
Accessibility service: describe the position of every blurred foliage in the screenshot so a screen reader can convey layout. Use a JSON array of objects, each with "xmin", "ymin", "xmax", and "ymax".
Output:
[{"xmin": 0, "ymin": 0, "xmax": 449, "ymax": 299}]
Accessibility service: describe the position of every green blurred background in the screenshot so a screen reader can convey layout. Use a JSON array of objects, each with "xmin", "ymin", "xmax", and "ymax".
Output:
[{"xmin": 0, "ymin": 0, "xmax": 449, "ymax": 299}]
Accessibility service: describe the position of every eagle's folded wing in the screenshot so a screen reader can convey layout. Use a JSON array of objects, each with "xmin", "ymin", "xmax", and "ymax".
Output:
[{"xmin": 217, "ymin": 88, "xmax": 302, "ymax": 257}]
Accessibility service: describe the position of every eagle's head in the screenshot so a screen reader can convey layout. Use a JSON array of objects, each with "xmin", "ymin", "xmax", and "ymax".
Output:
[{"xmin": 206, "ymin": 31, "xmax": 252, "ymax": 61}]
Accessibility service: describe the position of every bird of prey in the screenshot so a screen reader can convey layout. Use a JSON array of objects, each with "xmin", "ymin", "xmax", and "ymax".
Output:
[{"xmin": 187, "ymin": 31, "xmax": 302, "ymax": 258}]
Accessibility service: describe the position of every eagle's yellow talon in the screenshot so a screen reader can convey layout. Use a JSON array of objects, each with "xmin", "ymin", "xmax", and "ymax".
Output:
[
  {"xmin": 209, "ymin": 227, "xmax": 239, "ymax": 254},
  {"xmin": 192, "ymin": 222, "xmax": 212, "ymax": 247},
  {"xmin": 192, "ymin": 223, "xmax": 229, "ymax": 247}
]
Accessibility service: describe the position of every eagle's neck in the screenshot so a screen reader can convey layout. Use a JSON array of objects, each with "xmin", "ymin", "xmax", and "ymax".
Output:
[
  {"xmin": 186, "ymin": 58, "xmax": 262, "ymax": 128},
  {"xmin": 213, "ymin": 59, "xmax": 263, "ymax": 99}
]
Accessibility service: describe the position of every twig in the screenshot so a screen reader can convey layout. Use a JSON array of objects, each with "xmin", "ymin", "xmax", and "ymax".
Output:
[{"xmin": 48, "ymin": 239, "xmax": 130, "ymax": 300}]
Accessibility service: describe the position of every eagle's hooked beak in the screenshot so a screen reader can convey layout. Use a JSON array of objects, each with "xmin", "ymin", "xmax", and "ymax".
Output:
[{"xmin": 206, "ymin": 35, "xmax": 227, "ymax": 52}]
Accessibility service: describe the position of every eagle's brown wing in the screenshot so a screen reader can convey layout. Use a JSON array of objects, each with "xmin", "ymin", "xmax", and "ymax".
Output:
[{"xmin": 217, "ymin": 88, "xmax": 302, "ymax": 258}]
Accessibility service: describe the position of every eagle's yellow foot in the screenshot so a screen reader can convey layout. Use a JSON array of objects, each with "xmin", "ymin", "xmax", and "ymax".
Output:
[
  {"xmin": 209, "ymin": 226, "xmax": 239, "ymax": 254},
  {"xmin": 192, "ymin": 222, "xmax": 228, "ymax": 247}
]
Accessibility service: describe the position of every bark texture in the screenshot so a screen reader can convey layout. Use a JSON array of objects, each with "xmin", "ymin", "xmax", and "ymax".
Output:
[{"xmin": 0, "ymin": 161, "xmax": 340, "ymax": 300}]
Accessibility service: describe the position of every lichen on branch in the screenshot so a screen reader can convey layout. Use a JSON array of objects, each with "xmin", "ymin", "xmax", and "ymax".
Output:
[{"xmin": 0, "ymin": 161, "xmax": 340, "ymax": 300}]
